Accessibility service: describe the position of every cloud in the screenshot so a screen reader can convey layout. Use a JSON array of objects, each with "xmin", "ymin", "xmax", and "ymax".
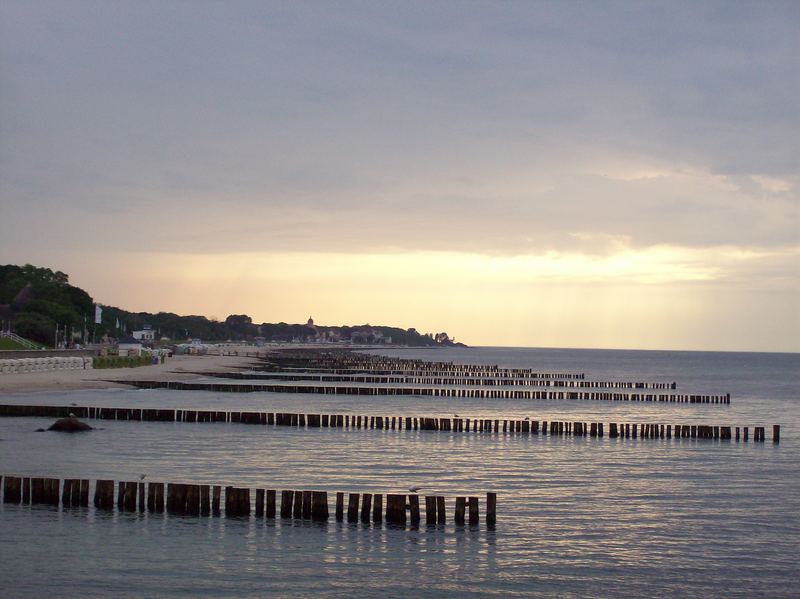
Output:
[{"xmin": 1, "ymin": 3, "xmax": 797, "ymax": 270}]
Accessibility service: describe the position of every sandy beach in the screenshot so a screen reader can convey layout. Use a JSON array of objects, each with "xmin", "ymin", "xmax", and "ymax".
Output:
[{"xmin": 0, "ymin": 353, "xmax": 261, "ymax": 395}]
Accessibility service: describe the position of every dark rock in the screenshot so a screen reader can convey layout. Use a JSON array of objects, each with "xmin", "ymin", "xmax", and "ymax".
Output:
[{"xmin": 48, "ymin": 417, "xmax": 93, "ymax": 432}]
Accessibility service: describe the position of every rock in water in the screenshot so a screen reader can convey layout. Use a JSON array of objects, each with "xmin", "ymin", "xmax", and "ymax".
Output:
[{"xmin": 48, "ymin": 417, "xmax": 93, "ymax": 432}]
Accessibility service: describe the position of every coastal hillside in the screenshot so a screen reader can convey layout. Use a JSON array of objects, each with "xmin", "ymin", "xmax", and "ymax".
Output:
[{"xmin": 0, "ymin": 264, "xmax": 462, "ymax": 348}]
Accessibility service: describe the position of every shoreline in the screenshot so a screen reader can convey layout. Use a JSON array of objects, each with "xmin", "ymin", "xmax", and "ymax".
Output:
[{"xmin": 0, "ymin": 353, "xmax": 260, "ymax": 395}]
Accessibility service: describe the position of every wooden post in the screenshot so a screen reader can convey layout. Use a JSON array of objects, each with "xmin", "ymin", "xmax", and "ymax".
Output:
[
  {"xmin": 200, "ymin": 485, "xmax": 210, "ymax": 516},
  {"xmin": 124, "ymin": 481, "xmax": 137, "ymax": 511},
  {"xmin": 62, "ymin": 479, "xmax": 73, "ymax": 506},
  {"xmin": 78, "ymin": 479, "xmax": 89, "ymax": 507},
  {"xmin": 291, "ymin": 490, "xmax": 302, "ymax": 518},
  {"xmin": 239, "ymin": 487, "xmax": 252, "ymax": 517},
  {"xmin": 178, "ymin": 483, "xmax": 191, "ymax": 514},
  {"xmin": 255, "ymin": 489, "xmax": 265, "ymax": 517},
  {"xmin": 146, "ymin": 482, "xmax": 161, "ymax": 512},
  {"xmin": 302, "ymin": 490, "xmax": 312, "ymax": 519},
  {"xmin": 168, "ymin": 483, "xmax": 187, "ymax": 514},
  {"xmin": 30, "ymin": 478, "xmax": 43, "ymax": 504},
  {"xmin": 166, "ymin": 483, "xmax": 176, "ymax": 513},
  {"xmin": 409, "ymin": 494, "xmax": 420, "ymax": 525},
  {"xmin": 186, "ymin": 484, "xmax": 200, "ymax": 516},
  {"xmin": 335, "ymin": 491, "xmax": 344, "ymax": 521},
  {"xmin": 386, "ymin": 494, "xmax": 406, "ymax": 525},
  {"xmin": 486, "ymin": 492, "xmax": 496, "ymax": 526},
  {"xmin": 372, "ymin": 494, "xmax": 383, "ymax": 524},
  {"xmin": 117, "ymin": 481, "xmax": 126, "ymax": 510},
  {"xmin": 311, "ymin": 491, "xmax": 329, "ymax": 521},
  {"xmin": 454, "ymin": 497, "xmax": 466, "ymax": 525},
  {"xmin": 347, "ymin": 493, "xmax": 359, "ymax": 523},
  {"xmin": 774, "ymin": 425, "xmax": 780, "ymax": 443},
  {"xmin": 224, "ymin": 487, "xmax": 234, "ymax": 517},
  {"xmin": 230, "ymin": 487, "xmax": 242, "ymax": 516},
  {"xmin": 37, "ymin": 478, "xmax": 49, "ymax": 505},
  {"xmin": 468, "ymin": 496, "xmax": 479, "ymax": 525},
  {"xmin": 94, "ymin": 479, "xmax": 114, "ymax": 510},
  {"xmin": 212, "ymin": 485, "xmax": 221, "ymax": 515},
  {"xmin": 280, "ymin": 490, "xmax": 293, "ymax": 518},
  {"xmin": 360, "ymin": 493, "xmax": 372, "ymax": 523},
  {"xmin": 425, "ymin": 495, "xmax": 437, "ymax": 525},
  {"xmin": 3, "ymin": 476, "xmax": 21, "ymax": 503},
  {"xmin": 436, "ymin": 496, "xmax": 446, "ymax": 524},
  {"xmin": 47, "ymin": 478, "xmax": 60, "ymax": 505}
]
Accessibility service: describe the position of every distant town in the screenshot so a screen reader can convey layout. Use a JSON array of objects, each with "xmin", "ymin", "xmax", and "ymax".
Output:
[{"xmin": 0, "ymin": 264, "xmax": 465, "ymax": 349}]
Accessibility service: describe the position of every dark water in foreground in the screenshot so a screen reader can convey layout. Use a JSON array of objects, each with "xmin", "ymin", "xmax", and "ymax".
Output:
[{"xmin": 1, "ymin": 347, "xmax": 798, "ymax": 597}]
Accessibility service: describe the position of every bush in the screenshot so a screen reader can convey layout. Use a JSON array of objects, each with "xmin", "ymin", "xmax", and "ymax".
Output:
[{"xmin": 93, "ymin": 355, "xmax": 154, "ymax": 369}]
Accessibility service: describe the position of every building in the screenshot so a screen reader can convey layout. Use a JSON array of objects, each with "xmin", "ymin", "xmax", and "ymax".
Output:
[
  {"xmin": 132, "ymin": 324, "xmax": 155, "ymax": 342},
  {"xmin": 117, "ymin": 336, "xmax": 144, "ymax": 357}
]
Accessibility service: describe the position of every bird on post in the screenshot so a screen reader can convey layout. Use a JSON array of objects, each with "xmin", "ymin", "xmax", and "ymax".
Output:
[{"xmin": 408, "ymin": 486, "xmax": 423, "ymax": 493}]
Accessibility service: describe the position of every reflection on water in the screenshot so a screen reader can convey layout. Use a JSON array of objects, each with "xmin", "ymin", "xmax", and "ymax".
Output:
[{"xmin": 1, "ymin": 347, "xmax": 798, "ymax": 597}]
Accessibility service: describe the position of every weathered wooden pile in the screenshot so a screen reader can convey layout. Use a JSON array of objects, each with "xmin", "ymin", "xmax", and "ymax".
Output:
[{"xmin": 1, "ymin": 475, "xmax": 496, "ymax": 526}]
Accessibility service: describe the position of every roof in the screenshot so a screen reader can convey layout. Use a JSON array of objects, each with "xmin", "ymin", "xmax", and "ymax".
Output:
[{"xmin": 118, "ymin": 336, "xmax": 142, "ymax": 344}]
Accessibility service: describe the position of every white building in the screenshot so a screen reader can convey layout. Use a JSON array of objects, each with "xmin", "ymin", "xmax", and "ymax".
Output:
[
  {"xmin": 118, "ymin": 336, "xmax": 144, "ymax": 356},
  {"xmin": 132, "ymin": 324, "xmax": 155, "ymax": 342}
]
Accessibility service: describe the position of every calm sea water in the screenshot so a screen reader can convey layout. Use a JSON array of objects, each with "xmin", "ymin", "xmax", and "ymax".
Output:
[{"xmin": 1, "ymin": 347, "xmax": 798, "ymax": 598}]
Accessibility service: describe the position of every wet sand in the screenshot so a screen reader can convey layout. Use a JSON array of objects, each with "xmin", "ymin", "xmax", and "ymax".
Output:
[{"xmin": 0, "ymin": 353, "xmax": 261, "ymax": 395}]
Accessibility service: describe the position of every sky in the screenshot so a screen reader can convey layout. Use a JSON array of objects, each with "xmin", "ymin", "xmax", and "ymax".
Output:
[{"xmin": 1, "ymin": 1, "xmax": 798, "ymax": 351}]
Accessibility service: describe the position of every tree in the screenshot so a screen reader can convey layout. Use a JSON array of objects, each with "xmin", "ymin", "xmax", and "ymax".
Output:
[{"xmin": 12, "ymin": 312, "xmax": 53, "ymax": 346}]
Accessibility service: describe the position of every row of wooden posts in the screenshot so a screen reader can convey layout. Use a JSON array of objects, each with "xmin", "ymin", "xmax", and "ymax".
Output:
[
  {"xmin": 258, "ymin": 352, "xmax": 585, "ymax": 379},
  {"xmin": 209, "ymin": 371, "xmax": 680, "ymax": 390},
  {"xmin": 119, "ymin": 379, "xmax": 731, "ymax": 404},
  {"xmin": 0, "ymin": 404, "xmax": 779, "ymax": 442},
  {"xmin": 265, "ymin": 366, "xmax": 586, "ymax": 380},
  {"xmin": 0, "ymin": 475, "xmax": 496, "ymax": 526}
]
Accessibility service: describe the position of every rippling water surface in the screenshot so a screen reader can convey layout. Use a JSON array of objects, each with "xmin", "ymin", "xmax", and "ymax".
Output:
[{"xmin": 1, "ymin": 347, "xmax": 798, "ymax": 597}]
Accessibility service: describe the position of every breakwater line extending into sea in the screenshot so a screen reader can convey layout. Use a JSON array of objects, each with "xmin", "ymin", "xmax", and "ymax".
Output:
[
  {"xmin": 0, "ymin": 404, "xmax": 778, "ymax": 442},
  {"xmin": 1, "ymin": 474, "xmax": 496, "ymax": 528},
  {"xmin": 112, "ymin": 379, "xmax": 732, "ymax": 403}
]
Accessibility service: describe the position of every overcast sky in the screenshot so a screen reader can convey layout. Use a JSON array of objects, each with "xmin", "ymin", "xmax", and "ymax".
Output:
[{"xmin": 1, "ymin": 1, "xmax": 797, "ymax": 350}]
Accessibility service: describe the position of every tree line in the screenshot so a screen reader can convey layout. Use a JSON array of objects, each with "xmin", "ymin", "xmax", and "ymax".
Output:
[{"xmin": 0, "ymin": 264, "xmax": 462, "ymax": 348}]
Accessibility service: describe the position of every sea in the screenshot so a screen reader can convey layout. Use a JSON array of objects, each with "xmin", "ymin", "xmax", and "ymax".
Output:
[{"xmin": 0, "ymin": 347, "xmax": 798, "ymax": 598}]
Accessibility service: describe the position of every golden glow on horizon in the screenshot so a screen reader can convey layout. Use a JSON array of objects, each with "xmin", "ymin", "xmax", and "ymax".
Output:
[
  {"xmin": 58, "ymin": 244, "xmax": 799, "ymax": 352},
  {"xmin": 161, "ymin": 246, "xmax": 723, "ymax": 284}
]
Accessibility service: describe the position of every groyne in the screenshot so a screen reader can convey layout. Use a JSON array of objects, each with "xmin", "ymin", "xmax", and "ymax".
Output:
[
  {"xmin": 1, "ymin": 475, "xmax": 496, "ymax": 527},
  {"xmin": 115, "ymin": 379, "xmax": 731, "ymax": 403},
  {"xmin": 204, "ymin": 371, "xmax": 679, "ymax": 390},
  {"xmin": 0, "ymin": 404, "xmax": 777, "ymax": 442}
]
